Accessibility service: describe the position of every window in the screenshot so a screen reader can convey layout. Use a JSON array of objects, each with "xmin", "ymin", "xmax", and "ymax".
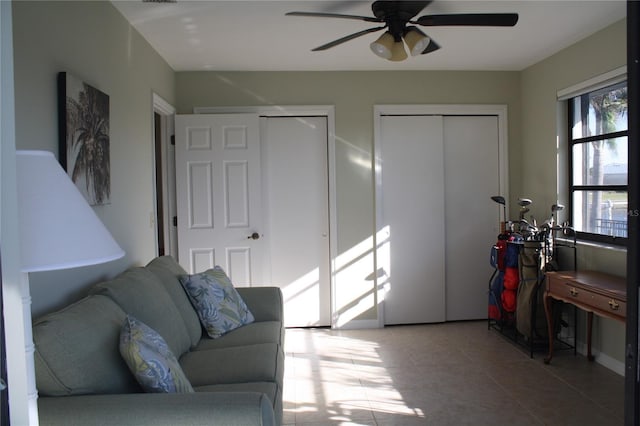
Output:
[{"xmin": 569, "ymin": 81, "xmax": 628, "ymax": 244}]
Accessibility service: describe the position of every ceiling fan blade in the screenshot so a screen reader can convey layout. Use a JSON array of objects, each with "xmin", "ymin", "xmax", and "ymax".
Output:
[
  {"xmin": 396, "ymin": 1, "xmax": 433, "ymax": 18},
  {"xmin": 286, "ymin": 11, "xmax": 383, "ymax": 24},
  {"xmin": 421, "ymin": 38, "xmax": 440, "ymax": 55},
  {"xmin": 312, "ymin": 26, "xmax": 386, "ymax": 51},
  {"xmin": 415, "ymin": 13, "xmax": 519, "ymax": 27}
]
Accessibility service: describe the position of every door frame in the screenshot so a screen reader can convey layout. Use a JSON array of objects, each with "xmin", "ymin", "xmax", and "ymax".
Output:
[
  {"xmin": 152, "ymin": 93, "xmax": 177, "ymax": 258},
  {"xmin": 373, "ymin": 104, "xmax": 509, "ymax": 326},
  {"xmin": 194, "ymin": 105, "xmax": 339, "ymax": 328}
]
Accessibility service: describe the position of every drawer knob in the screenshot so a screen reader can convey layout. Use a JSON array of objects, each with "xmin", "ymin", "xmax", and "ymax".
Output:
[
  {"xmin": 569, "ymin": 287, "xmax": 579, "ymax": 297},
  {"xmin": 609, "ymin": 299, "xmax": 620, "ymax": 310}
]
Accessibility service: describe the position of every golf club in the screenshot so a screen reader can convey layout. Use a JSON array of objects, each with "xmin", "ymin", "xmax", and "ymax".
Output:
[
  {"xmin": 550, "ymin": 203, "xmax": 565, "ymax": 228},
  {"xmin": 518, "ymin": 198, "xmax": 532, "ymax": 221},
  {"xmin": 491, "ymin": 195, "xmax": 506, "ymax": 233}
]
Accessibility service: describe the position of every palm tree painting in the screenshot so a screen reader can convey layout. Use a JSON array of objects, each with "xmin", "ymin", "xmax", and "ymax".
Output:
[{"xmin": 58, "ymin": 72, "xmax": 110, "ymax": 206}]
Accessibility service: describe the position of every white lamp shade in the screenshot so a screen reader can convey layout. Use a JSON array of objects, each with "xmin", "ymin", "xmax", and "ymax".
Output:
[{"xmin": 17, "ymin": 150, "xmax": 125, "ymax": 272}]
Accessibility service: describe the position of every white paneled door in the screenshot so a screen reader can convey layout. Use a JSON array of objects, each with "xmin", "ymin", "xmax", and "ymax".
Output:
[
  {"xmin": 175, "ymin": 113, "xmax": 331, "ymax": 327},
  {"xmin": 175, "ymin": 114, "xmax": 264, "ymax": 284},
  {"xmin": 377, "ymin": 109, "xmax": 503, "ymax": 324}
]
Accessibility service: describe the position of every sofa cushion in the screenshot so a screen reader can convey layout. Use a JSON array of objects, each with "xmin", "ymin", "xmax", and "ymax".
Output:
[
  {"xmin": 193, "ymin": 321, "xmax": 284, "ymax": 351},
  {"xmin": 33, "ymin": 295, "xmax": 140, "ymax": 396},
  {"xmin": 194, "ymin": 382, "xmax": 281, "ymax": 426},
  {"xmin": 120, "ymin": 315, "xmax": 194, "ymax": 393},
  {"xmin": 179, "ymin": 267, "xmax": 254, "ymax": 339},
  {"xmin": 194, "ymin": 382, "xmax": 277, "ymax": 404},
  {"xmin": 179, "ymin": 343, "xmax": 284, "ymax": 387},
  {"xmin": 37, "ymin": 392, "xmax": 276, "ymax": 426},
  {"xmin": 92, "ymin": 267, "xmax": 191, "ymax": 357},
  {"xmin": 146, "ymin": 256, "xmax": 202, "ymax": 347}
]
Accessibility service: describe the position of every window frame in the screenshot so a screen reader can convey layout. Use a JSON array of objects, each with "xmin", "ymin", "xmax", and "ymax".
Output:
[{"xmin": 568, "ymin": 81, "xmax": 629, "ymax": 246}]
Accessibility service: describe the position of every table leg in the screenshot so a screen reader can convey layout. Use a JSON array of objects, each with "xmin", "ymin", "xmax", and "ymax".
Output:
[
  {"xmin": 543, "ymin": 293, "xmax": 554, "ymax": 364},
  {"xmin": 587, "ymin": 311, "xmax": 595, "ymax": 361}
]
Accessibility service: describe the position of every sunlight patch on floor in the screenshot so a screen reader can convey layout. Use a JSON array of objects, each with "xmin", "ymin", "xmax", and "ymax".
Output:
[{"xmin": 284, "ymin": 328, "xmax": 424, "ymax": 424}]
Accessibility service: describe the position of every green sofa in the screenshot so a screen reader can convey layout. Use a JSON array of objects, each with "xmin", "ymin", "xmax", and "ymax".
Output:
[{"xmin": 32, "ymin": 256, "xmax": 285, "ymax": 426}]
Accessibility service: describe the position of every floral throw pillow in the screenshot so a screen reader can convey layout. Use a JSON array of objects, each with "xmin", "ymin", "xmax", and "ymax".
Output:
[
  {"xmin": 119, "ymin": 315, "xmax": 194, "ymax": 393},
  {"xmin": 179, "ymin": 266, "xmax": 255, "ymax": 339}
]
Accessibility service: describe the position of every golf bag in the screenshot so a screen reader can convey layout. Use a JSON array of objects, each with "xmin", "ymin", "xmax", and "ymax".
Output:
[
  {"xmin": 501, "ymin": 241, "xmax": 520, "ymax": 321},
  {"xmin": 488, "ymin": 241, "xmax": 506, "ymax": 321},
  {"xmin": 516, "ymin": 241, "xmax": 548, "ymax": 338},
  {"xmin": 488, "ymin": 235, "xmax": 519, "ymax": 324}
]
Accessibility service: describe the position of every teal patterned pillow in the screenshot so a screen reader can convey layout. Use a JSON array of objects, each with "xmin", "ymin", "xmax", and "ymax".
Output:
[
  {"xmin": 119, "ymin": 315, "xmax": 194, "ymax": 393},
  {"xmin": 179, "ymin": 266, "xmax": 255, "ymax": 339}
]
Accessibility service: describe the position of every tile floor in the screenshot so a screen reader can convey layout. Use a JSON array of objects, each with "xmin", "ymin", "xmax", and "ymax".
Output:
[{"xmin": 282, "ymin": 321, "xmax": 624, "ymax": 425}]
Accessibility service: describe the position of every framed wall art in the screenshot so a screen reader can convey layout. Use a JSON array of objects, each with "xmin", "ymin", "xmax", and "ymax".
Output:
[{"xmin": 58, "ymin": 72, "xmax": 111, "ymax": 206}]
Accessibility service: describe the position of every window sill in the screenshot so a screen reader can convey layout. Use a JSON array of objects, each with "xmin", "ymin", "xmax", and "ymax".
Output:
[{"xmin": 556, "ymin": 236, "xmax": 627, "ymax": 252}]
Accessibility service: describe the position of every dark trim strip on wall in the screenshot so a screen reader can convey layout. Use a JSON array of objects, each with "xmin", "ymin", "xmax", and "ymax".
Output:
[
  {"xmin": 0, "ymin": 256, "xmax": 9, "ymax": 425},
  {"xmin": 625, "ymin": 1, "xmax": 639, "ymax": 425}
]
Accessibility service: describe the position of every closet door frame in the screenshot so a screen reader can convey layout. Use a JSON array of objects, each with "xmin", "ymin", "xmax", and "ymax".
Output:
[{"xmin": 373, "ymin": 104, "xmax": 509, "ymax": 327}]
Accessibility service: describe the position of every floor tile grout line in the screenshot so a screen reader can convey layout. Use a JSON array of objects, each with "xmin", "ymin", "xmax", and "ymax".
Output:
[
  {"xmin": 540, "ymin": 361, "xmax": 623, "ymax": 417},
  {"xmin": 283, "ymin": 321, "xmax": 623, "ymax": 425}
]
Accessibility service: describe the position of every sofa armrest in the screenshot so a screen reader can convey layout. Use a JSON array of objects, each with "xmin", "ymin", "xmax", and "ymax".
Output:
[
  {"xmin": 237, "ymin": 287, "xmax": 283, "ymax": 322},
  {"xmin": 38, "ymin": 392, "xmax": 275, "ymax": 426}
]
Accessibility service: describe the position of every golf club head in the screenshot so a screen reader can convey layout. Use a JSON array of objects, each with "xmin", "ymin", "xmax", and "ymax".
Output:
[
  {"xmin": 491, "ymin": 195, "xmax": 505, "ymax": 205},
  {"xmin": 518, "ymin": 198, "xmax": 532, "ymax": 207},
  {"xmin": 549, "ymin": 203, "xmax": 565, "ymax": 227}
]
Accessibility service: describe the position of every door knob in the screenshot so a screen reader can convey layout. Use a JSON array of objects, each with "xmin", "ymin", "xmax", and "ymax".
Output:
[{"xmin": 248, "ymin": 232, "xmax": 260, "ymax": 240}]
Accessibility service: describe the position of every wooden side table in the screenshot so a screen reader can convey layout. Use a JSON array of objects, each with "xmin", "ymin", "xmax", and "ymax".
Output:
[{"xmin": 543, "ymin": 270, "xmax": 626, "ymax": 364}]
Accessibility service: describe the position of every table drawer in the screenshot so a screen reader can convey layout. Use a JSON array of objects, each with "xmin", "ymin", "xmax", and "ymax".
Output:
[
  {"xmin": 547, "ymin": 277, "xmax": 627, "ymax": 319},
  {"xmin": 549, "ymin": 279, "xmax": 591, "ymax": 304},
  {"xmin": 590, "ymin": 294, "xmax": 626, "ymax": 318}
]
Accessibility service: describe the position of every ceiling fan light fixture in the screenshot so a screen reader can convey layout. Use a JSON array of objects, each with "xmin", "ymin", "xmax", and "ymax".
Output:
[
  {"xmin": 403, "ymin": 26, "xmax": 431, "ymax": 56},
  {"xmin": 370, "ymin": 31, "xmax": 395, "ymax": 59},
  {"xmin": 389, "ymin": 41, "xmax": 408, "ymax": 61}
]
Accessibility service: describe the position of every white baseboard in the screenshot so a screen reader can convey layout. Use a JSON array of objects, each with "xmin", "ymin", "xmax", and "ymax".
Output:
[
  {"xmin": 333, "ymin": 319, "xmax": 381, "ymax": 330},
  {"xmin": 577, "ymin": 342, "xmax": 625, "ymax": 376}
]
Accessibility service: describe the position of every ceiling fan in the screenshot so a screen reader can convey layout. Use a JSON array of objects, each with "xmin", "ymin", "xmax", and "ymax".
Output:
[{"xmin": 286, "ymin": 1, "xmax": 518, "ymax": 61}]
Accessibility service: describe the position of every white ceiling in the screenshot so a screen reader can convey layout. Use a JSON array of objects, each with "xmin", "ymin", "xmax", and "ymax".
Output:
[{"xmin": 111, "ymin": 0, "xmax": 626, "ymax": 72}]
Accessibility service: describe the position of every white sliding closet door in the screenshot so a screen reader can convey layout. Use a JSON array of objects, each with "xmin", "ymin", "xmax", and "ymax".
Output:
[
  {"xmin": 378, "ymin": 115, "xmax": 446, "ymax": 325},
  {"xmin": 261, "ymin": 116, "xmax": 331, "ymax": 327},
  {"xmin": 444, "ymin": 116, "xmax": 500, "ymax": 321}
]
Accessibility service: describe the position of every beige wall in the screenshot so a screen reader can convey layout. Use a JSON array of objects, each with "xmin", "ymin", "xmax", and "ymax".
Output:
[
  {"xmin": 521, "ymin": 19, "xmax": 627, "ymax": 369},
  {"xmin": 12, "ymin": 1, "xmax": 176, "ymax": 316}
]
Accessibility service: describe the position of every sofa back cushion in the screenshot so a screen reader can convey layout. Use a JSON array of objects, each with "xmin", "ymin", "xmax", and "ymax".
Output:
[
  {"xmin": 91, "ymin": 267, "xmax": 191, "ymax": 357},
  {"xmin": 33, "ymin": 294, "xmax": 140, "ymax": 396},
  {"xmin": 145, "ymin": 256, "xmax": 202, "ymax": 347}
]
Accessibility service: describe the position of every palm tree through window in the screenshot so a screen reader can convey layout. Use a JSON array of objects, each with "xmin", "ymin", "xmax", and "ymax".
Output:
[{"xmin": 569, "ymin": 81, "xmax": 628, "ymax": 244}]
